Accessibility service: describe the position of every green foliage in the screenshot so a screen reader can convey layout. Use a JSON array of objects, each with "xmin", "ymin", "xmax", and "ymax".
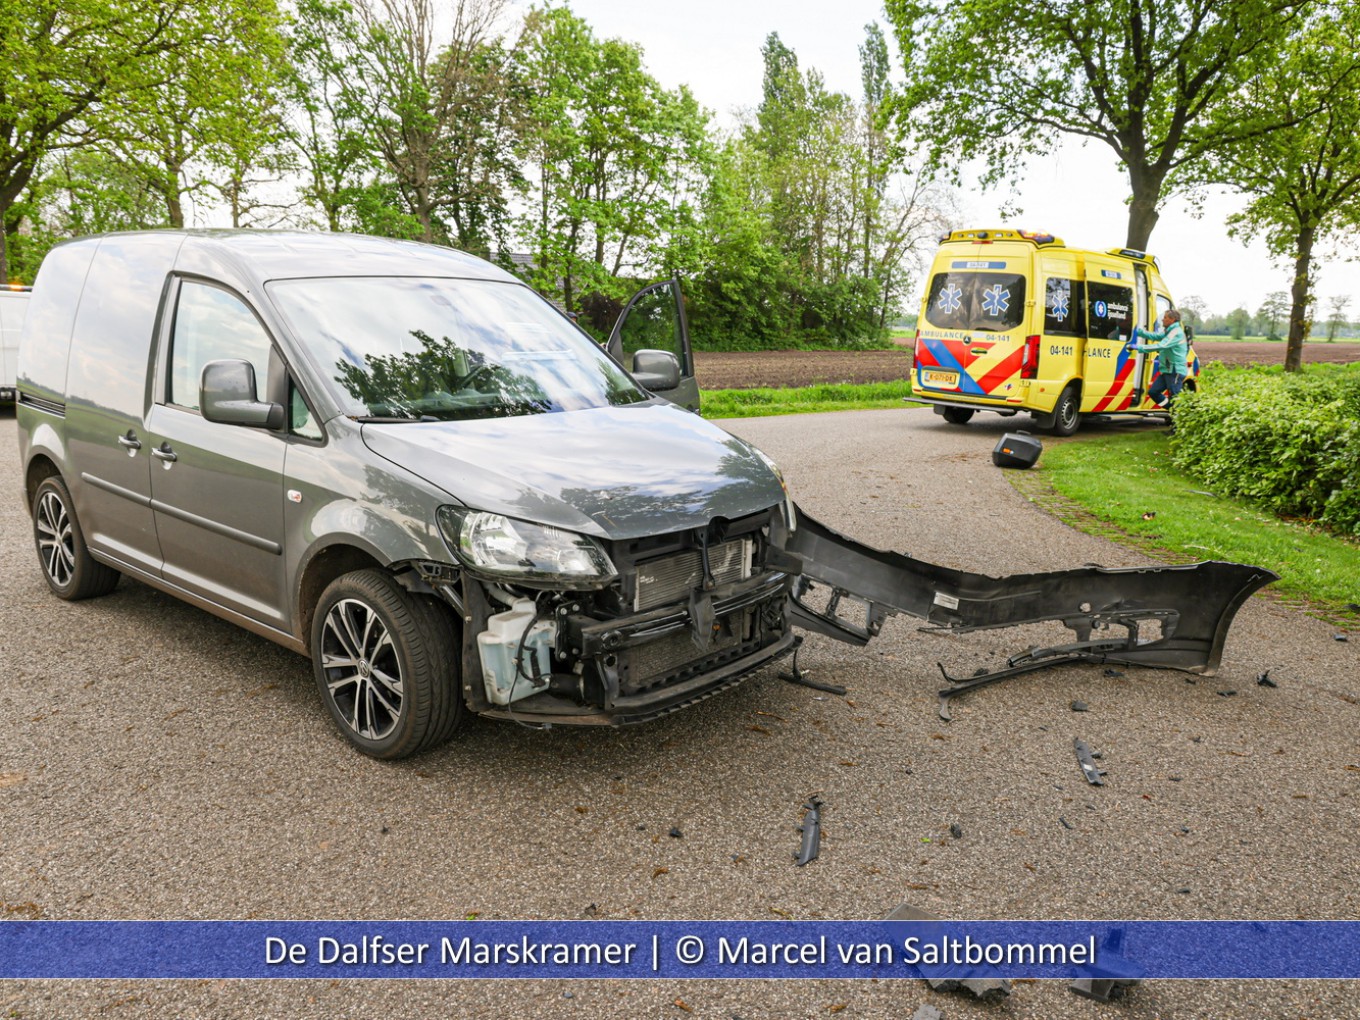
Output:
[
  {"xmin": 515, "ymin": 5, "xmax": 711, "ymax": 313},
  {"xmin": 884, "ymin": 0, "xmax": 1317, "ymax": 249},
  {"xmin": 0, "ymin": 0, "xmax": 213, "ymax": 278},
  {"xmin": 1170, "ymin": 364, "xmax": 1360, "ymax": 535},
  {"xmin": 1212, "ymin": 3, "xmax": 1360, "ymax": 372},
  {"xmin": 700, "ymin": 380, "xmax": 917, "ymax": 418},
  {"xmin": 1038, "ymin": 429, "xmax": 1360, "ymax": 616}
]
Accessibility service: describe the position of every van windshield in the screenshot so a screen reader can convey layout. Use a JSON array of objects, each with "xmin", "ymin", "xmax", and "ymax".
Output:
[
  {"xmin": 923, "ymin": 272, "xmax": 1027, "ymax": 332},
  {"xmin": 267, "ymin": 277, "xmax": 648, "ymax": 421}
]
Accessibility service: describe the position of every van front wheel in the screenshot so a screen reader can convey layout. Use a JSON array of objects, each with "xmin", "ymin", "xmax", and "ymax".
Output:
[
  {"xmin": 311, "ymin": 569, "xmax": 462, "ymax": 759},
  {"xmin": 941, "ymin": 407, "xmax": 974, "ymax": 425}
]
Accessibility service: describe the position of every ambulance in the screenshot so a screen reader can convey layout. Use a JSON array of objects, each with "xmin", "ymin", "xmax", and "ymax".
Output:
[{"xmin": 910, "ymin": 228, "xmax": 1199, "ymax": 434}]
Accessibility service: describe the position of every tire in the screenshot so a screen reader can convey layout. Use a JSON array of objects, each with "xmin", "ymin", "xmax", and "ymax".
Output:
[
  {"xmin": 311, "ymin": 568, "xmax": 462, "ymax": 759},
  {"xmin": 31, "ymin": 476, "xmax": 120, "ymax": 600},
  {"xmin": 1046, "ymin": 385, "xmax": 1081, "ymax": 436},
  {"xmin": 941, "ymin": 406, "xmax": 974, "ymax": 425}
]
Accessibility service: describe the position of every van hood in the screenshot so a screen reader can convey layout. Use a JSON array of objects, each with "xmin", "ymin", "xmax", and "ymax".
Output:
[{"xmin": 359, "ymin": 403, "xmax": 787, "ymax": 541}]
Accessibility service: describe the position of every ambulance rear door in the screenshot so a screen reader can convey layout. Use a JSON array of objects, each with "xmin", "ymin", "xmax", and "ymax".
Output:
[
  {"xmin": 915, "ymin": 253, "xmax": 1030, "ymax": 404},
  {"xmin": 1081, "ymin": 256, "xmax": 1139, "ymax": 413}
]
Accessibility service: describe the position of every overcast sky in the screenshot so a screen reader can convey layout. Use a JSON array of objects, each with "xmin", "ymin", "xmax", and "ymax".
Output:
[{"xmin": 558, "ymin": 0, "xmax": 1359, "ymax": 319}]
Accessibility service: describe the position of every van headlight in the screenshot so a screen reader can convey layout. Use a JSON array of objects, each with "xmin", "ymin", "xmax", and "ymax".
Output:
[{"xmin": 437, "ymin": 508, "xmax": 616, "ymax": 584}]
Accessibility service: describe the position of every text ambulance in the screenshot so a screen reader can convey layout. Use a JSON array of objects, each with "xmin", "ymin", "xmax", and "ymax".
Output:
[{"xmin": 910, "ymin": 228, "xmax": 1199, "ymax": 435}]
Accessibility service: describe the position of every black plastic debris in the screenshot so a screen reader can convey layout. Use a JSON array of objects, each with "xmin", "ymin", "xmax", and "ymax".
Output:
[
  {"xmin": 1216, "ymin": 689, "xmax": 1237, "ymax": 697},
  {"xmin": 1345, "ymin": 603, "xmax": 1360, "ymax": 612},
  {"xmin": 1074, "ymin": 738, "xmax": 1105, "ymax": 786},
  {"xmin": 1168, "ymin": 775, "xmax": 1183, "ymax": 782},
  {"xmin": 1103, "ymin": 668, "xmax": 1125, "ymax": 678},
  {"xmin": 1177, "ymin": 887, "xmax": 1191, "ymax": 894},
  {"xmin": 669, "ymin": 827, "xmax": 683, "ymax": 839},
  {"xmin": 796, "ymin": 797, "xmax": 822, "ymax": 866},
  {"xmin": 885, "ymin": 904, "xmax": 1012, "ymax": 999},
  {"xmin": 1060, "ymin": 816, "xmax": 1075, "ymax": 830},
  {"xmin": 1335, "ymin": 633, "xmax": 1349, "ymax": 642},
  {"xmin": 949, "ymin": 823, "xmax": 963, "ymax": 839},
  {"xmin": 1070, "ymin": 700, "xmax": 1089, "ymax": 712},
  {"xmin": 1257, "ymin": 670, "xmax": 1278, "ymax": 688}
]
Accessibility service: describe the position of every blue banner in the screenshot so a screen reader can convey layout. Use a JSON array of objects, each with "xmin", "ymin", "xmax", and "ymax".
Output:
[{"xmin": 1, "ymin": 921, "xmax": 1356, "ymax": 980}]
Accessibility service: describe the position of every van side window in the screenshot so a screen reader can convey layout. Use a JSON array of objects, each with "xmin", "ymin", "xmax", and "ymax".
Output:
[
  {"xmin": 1043, "ymin": 278, "xmax": 1085, "ymax": 337},
  {"xmin": 168, "ymin": 282, "xmax": 272, "ymax": 411},
  {"xmin": 1155, "ymin": 294, "xmax": 1173, "ymax": 321},
  {"xmin": 1087, "ymin": 281, "xmax": 1134, "ymax": 341},
  {"xmin": 290, "ymin": 382, "xmax": 323, "ymax": 440}
]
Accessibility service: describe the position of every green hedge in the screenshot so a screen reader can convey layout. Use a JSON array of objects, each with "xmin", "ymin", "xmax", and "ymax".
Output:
[{"xmin": 1171, "ymin": 364, "xmax": 1360, "ymax": 535}]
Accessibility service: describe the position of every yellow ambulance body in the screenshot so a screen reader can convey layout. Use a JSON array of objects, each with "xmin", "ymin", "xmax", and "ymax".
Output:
[{"xmin": 910, "ymin": 228, "xmax": 1199, "ymax": 434}]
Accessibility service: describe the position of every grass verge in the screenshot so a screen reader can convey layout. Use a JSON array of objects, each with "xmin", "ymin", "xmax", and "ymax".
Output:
[
  {"xmin": 1007, "ymin": 430, "xmax": 1360, "ymax": 626},
  {"xmin": 701, "ymin": 380, "xmax": 919, "ymax": 418}
]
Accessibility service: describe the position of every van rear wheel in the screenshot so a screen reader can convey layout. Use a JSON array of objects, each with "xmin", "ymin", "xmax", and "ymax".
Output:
[
  {"xmin": 31, "ymin": 476, "xmax": 120, "ymax": 600},
  {"xmin": 1038, "ymin": 385, "xmax": 1081, "ymax": 437},
  {"xmin": 311, "ymin": 569, "xmax": 462, "ymax": 759},
  {"xmin": 941, "ymin": 407, "xmax": 974, "ymax": 425}
]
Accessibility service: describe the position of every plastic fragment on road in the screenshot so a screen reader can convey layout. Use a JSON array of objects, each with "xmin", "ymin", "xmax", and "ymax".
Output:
[
  {"xmin": 1074, "ymin": 738, "xmax": 1105, "ymax": 786},
  {"xmin": 795, "ymin": 796, "xmax": 822, "ymax": 866},
  {"xmin": 883, "ymin": 903, "xmax": 1011, "ymax": 1000}
]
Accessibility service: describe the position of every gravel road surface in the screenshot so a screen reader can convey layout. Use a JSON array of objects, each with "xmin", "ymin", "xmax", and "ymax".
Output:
[{"xmin": 2, "ymin": 406, "xmax": 1356, "ymax": 1018}]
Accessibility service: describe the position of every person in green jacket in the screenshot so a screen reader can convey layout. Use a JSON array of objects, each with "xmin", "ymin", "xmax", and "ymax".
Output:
[{"xmin": 1128, "ymin": 309, "xmax": 1189, "ymax": 409}]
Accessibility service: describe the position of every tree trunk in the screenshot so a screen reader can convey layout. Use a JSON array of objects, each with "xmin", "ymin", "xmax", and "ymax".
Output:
[
  {"xmin": 1120, "ymin": 165, "xmax": 1164, "ymax": 251},
  {"xmin": 1285, "ymin": 225, "xmax": 1315, "ymax": 374},
  {"xmin": 0, "ymin": 217, "xmax": 8, "ymax": 284}
]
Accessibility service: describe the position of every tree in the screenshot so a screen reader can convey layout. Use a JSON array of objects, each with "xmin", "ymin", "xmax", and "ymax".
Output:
[
  {"xmin": 1256, "ymin": 291, "xmax": 1290, "ymax": 340},
  {"xmin": 284, "ymin": 0, "xmax": 382, "ymax": 231},
  {"xmin": 1211, "ymin": 3, "xmax": 1360, "ymax": 370},
  {"xmin": 1325, "ymin": 295, "xmax": 1351, "ymax": 342},
  {"xmin": 94, "ymin": 2, "xmax": 289, "ymax": 228},
  {"xmin": 1227, "ymin": 307, "xmax": 1252, "ymax": 340},
  {"xmin": 515, "ymin": 6, "xmax": 711, "ymax": 312},
  {"xmin": 883, "ymin": 0, "xmax": 1318, "ymax": 249},
  {"xmin": 339, "ymin": 0, "xmax": 522, "ymax": 255},
  {"xmin": 0, "ymin": 1, "xmax": 201, "ymax": 280},
  {"xmin": 1177, "ymin": 293, "xmax": 1208, "ymax": 334}
]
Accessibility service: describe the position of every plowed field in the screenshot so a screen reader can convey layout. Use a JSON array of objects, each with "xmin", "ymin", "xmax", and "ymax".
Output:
[{"xmin": 693, "ymin": 340, "xmax": 1360, "ymax": 390}]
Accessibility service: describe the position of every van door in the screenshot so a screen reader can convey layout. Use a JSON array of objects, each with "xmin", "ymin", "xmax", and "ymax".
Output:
[
  {"xmin": 144, "ymin": 278, "xmax": 288, "ymax": 628},
  {"xmin": 605, "ymin": 279, "xmax": 699, "ymax": 411},
  {"xmin": 63, "ymin": 236, "xmax": 181, "ymax": 575},
  {"xmin": 1081, "ymin": 259, "xmax": 1138, "ymax": 412}
]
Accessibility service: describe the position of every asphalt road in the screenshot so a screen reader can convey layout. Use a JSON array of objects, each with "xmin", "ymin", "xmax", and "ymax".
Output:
[{"xmin": 2, "ymin": 406, "xmax": 1357, "ymax": 1019}]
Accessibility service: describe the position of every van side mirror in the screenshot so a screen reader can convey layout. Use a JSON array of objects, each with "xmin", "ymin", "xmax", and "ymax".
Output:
[
  {"xmin": 200, "ymin": 359, "xmax": 285, "ymax": 429},
  {"xmin": 631, "ymin": 349, "xmax": 681, "ymax": 392}
]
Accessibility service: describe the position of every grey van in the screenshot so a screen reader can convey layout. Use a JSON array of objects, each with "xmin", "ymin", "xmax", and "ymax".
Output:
[{"xmin": 16, "ymin": 231, "xmax": 1274, "ymax": 759}]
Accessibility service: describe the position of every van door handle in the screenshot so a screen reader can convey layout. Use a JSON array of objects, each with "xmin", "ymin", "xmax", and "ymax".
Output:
[
  {"xmin": 151, "ymin": 443, "xmax": 178, "ymax": 463},
  {"xmin": 117, "ymin": 431, "xmax": 142, "ymax": 451}
]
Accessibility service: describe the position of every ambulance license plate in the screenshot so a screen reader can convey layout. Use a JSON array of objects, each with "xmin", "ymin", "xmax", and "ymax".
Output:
[{"xmin": 922, "ymin": 369, "xmax": 958, "ymax": 388}]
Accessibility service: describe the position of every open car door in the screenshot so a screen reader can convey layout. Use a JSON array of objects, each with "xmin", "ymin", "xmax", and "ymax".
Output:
[
  {"xmin": 785, "ymin": 507, "xmax": 1277, "ymax": 717},
  {"xmin": 606, "ymin": 278, "xmax": 700, "ymax": 412}
]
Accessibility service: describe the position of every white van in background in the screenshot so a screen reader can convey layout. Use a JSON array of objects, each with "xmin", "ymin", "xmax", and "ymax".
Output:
[{"xmin": 0, "ymin": 285, "xmax": 31, "ymax": 404}]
